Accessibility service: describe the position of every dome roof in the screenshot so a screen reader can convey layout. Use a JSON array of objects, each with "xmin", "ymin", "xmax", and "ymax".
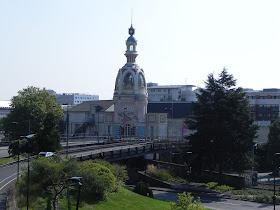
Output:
[{"xmin": 126, "ymin": 36, "xmax": 137, "ymax": 44}]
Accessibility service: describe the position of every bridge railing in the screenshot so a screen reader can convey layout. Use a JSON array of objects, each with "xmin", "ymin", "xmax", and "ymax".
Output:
[
  {"xmin": 70, "ymin": 140, "xmax": 190, "ymax": 162},
  {"xmin": 61, "ymin": 134, "xmax": 186, "ymax": 144}
]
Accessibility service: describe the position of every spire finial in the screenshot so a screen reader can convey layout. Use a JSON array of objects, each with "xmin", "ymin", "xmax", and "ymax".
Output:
[
  {"xmin": 131, "ymin": 9, "xmax": 133, "ymax": 26},
  {"xmin": 128, "ymin": 10, "xmax": 135, "ymax": 36}
]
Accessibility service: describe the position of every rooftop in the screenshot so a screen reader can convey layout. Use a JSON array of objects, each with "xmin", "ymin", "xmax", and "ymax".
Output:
[
  {"xmin": 0, "ymin": 101, "xmax": 11, "ymax": 108},
  {"xmin": 147, "ymin": 85, "xmax": 195, "ymax": 89}
]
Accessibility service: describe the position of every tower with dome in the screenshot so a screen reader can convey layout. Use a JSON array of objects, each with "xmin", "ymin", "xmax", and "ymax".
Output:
[
  {"xmin": 113, "ymin": 25, "xmax": 148, "ymax": 137},
  {"xmin": 66, "ymin": 24, "xmax": 173, "ymax": 140}
]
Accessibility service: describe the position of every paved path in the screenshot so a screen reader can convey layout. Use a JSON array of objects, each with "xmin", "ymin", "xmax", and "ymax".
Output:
[
  {"xmin": 0, "ymin": 163, "xmax": 26, "ymax": 209},
  {"xmin": 152, "ymin": 187, "xmax": 275, "ymax": 210}
]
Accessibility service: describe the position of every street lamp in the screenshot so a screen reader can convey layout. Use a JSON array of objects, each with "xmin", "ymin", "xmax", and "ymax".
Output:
[
  {"xmin": 186, "ymin": 152, "xmax": 192, "ymax": 181},
  {"xmin": 67, "ymin": 177, "xmax": 83, "ymax": 210},
  {"xmin": 11, "ymin": 121, "xmax": 19, "ymax": 179},
  {"xmin": 273, "ymin": 153, "xmax": 280, "ymax": 210},
  {"xmin": 251, "ymin": 143, "xmax": 258, "ymax": 186},
  {"xmin": 66, "ymin": 106, "xmax": 69, "ymax": 158},
  {"xmin": 95, "ymin": 105, "xmax": 100, "ymax": 143},
  {"xmin": 62, "ymin": 104, "xmax": 70, "ymax": 158}
]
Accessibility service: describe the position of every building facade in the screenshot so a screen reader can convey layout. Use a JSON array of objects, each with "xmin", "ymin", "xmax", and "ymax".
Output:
[
  {"xmin": 0, "ymin": 101, "xmax": 11, "ymax": 119},
  {"xmin": 147, "ymin": 83, "xmax": 197, "ymax": 102},
  {"xmin": 245, "ymin": 88, "xmax": 280, "ymax": 143},
  {"xmin": 56, "ymin": 93, "xmax": 99, "ymax": 106}
]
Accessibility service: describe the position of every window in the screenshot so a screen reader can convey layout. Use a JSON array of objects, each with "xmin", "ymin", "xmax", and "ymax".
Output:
[
  {"xmin": 107, "ymin": 126, "xmax": 111, "ymax": 135},
  {"xmin": 138, "ymin": 73, "xmax": 146, "ymax": 88},
  {"xmin": 129, "ymin": 45, "xmax": 133, "ymax": 51},
  {"xmin": 123, "ymin": 73, "xmax": 134, "ymax": 89}
]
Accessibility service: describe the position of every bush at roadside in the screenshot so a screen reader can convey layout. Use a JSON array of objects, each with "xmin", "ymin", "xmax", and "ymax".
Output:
[
  {"xmin": 134, "ymin": 182, "xmax": 153, "ymax": 198},
  {"xmin": 170, "ymin": 192, "xmax": 204, "ymax": 210}
]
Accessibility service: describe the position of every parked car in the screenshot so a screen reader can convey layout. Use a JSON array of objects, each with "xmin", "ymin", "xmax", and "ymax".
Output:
[{"xmin": 38, "ymin": 152, "xmax": 55, "ymax": 157}]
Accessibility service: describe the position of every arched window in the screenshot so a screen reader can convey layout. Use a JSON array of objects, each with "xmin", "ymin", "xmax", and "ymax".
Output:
[
  {"xmin": 138, "ymin": 73, "xmax": 146, "ymax": 88},
  {"xmin": 123, "ymin": 73, "xmax": 134, "ymax": 89},
  {"xmin": 129, "ymin": 45, "xmax": 134, "ymax": 51}
]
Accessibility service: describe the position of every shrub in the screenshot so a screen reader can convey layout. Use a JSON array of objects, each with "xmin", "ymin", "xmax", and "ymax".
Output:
[
  {"xmin": 134, "ymin": 182, "xmax": 153, "ymax": 198},
  {"xmin": 146, "ymin": 164, "xmax": 172, "ymax": 181},
  {"xmin": 78, "ymin": 161, "xmax": 117, "ymax": 200},
  {"xmin": 204, "ymin": 182, "xmax": 234, "ymax": 192},
  {"xmin": 205, "ymin": 182, "xmax": 218, "ymax": 190},
  {"xmin": 214, "ymin": 185, "xmax": 234, "ymax": 192},
  {"xmin": 92, "ymin": 159, "xmax": 128, "ymax": 185},
  {"xmin": 170, "ymin": 192, "xmax": 204, "ymax": 210}
]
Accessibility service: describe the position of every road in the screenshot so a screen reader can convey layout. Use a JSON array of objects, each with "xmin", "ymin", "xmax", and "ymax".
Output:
[
  {"xmin": 0, "ymin": 162, "xmax": 26, "ymax": 209},
  {"xmin": 152, "ymin": 188, "xmax": 275, "ymax": 210}
]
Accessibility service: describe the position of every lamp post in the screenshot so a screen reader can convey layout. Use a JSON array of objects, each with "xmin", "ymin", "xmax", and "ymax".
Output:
[
  {"xmin": 62, "ymin": 104, "xmax": 69, "ymax": 158},
  {"xmin": 67, "ymin": 177, "xmax": 83, "ymax": 210},
  {"xmin": 27, "ymin": 152, "xmax": 30, "ymax": 210},
  {"xmin": 186, "ymin": 151, "xmax": 192, "ymax": 182},
  {"xmin": 251, "ymin": 143, "xmax": 258, "ymax": 186},
  {"xmin": 11, "ymin": 121, "xmax": 19, "ymax": 179},
  {"xmin": 66, "ymin": 106, "xmax": 69, "ymax": 158},
  {"xmin": 274, "ymin": 153, "xmax": 280, "ymax": 210},
  {"xmin": 95, "ymin": 105, "xmax": 100, "ymax": 143}
]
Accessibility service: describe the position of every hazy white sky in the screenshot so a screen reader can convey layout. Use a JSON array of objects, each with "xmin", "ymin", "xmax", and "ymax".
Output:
[{"xmin": 1, "ymin": 0, "xmax": 280, "ymax": 100}]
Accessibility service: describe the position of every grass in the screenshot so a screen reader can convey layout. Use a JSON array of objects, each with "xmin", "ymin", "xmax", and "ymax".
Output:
[
  {"xmin": 83, "ymin": 187, "xmax": 170, "ymax": 210},
  {"xmin": 0, "ymin": 155, "xmax": 18, "ymax": 165},
  {"xmin": 145, "ymin": 164, "xmax": 187, "ymax": 185}
]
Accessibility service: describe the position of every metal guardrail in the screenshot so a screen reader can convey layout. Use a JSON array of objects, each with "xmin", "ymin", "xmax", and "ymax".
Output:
[{"xmin": 61, "ymin": 134, "xmax": 186, "ymax": 142}]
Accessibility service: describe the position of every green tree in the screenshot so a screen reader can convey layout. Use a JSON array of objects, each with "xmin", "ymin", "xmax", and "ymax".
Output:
[
  {"xmin": 3, "ymin": 86, "xmax": 63, "ymax": 152},
  {"xmin": 18, "ymin": 157, "xmax": 79, "ymax": 210},
  {"xmin": 267, "ymin": 118, "xmax": 280, "ymax": 145},
  {"xmin": 265, "ymin": 118, "xmax": 280, "ymax": 168},
  {"xmin": 17, "ymin": 158, "xmax": 118, "ymax": 209},
  {"xmin": 186, "ymin": 68, "xmax": 258, "ymax": 178}
]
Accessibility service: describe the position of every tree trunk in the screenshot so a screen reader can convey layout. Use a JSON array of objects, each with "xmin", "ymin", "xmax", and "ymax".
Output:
[
  {"xmin": 53, "ymin": 195, "xmax": 59, "ymax": 210},
  {"xmin": 53, "ymin": 184, "xmax": 66, "ymax": 210}
]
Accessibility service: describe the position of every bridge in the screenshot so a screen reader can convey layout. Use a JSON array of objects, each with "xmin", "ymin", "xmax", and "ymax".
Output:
[{"xmin": 61, "ymin": 139, "xmax": 189, "ymax": 162}]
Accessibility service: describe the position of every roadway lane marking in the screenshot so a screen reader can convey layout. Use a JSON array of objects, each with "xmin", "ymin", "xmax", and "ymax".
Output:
[
  {"xmin": 0, "ymin": 173, "xmax": 17, "ymax": 185},
  {"xmin": 0, "ymin": 176, "xmax": 17, "ymax": 191}
]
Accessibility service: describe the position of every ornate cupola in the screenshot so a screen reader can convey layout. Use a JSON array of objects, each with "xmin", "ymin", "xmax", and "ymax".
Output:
[
  {"xmin": 125, "ymin": 25, "xmax": 138, "ymax": 64},
  {"xmin": 113, "ymin": 25, "xmax": 148, "ymax": 137}
]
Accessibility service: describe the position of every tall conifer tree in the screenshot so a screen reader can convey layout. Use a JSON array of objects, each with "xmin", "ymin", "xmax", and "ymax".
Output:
[{"xmin": 186, "ymin": 68, "xmax": 258, "ymax": 177}]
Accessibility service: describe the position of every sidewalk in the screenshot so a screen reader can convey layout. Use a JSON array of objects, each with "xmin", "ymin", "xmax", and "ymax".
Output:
[{"xmin": 258, "ymin": 172, "xmax": 280, "ymax": 183}]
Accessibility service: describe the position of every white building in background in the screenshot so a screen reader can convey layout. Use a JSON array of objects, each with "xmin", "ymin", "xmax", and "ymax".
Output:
[
  {"xmin": 0, "ymin": 101, "xmax": 11, "ymax": 119},
  {"xmin": 55, "ymin": 93, "xmax": 99, "ymax": 106},
  {"xmin": 245, "ymin": 88, "xmax": 280, "ymax": 143},
  {"xmin": 147, "ymin": 83, "xmax": 197, "ymax": 102}
]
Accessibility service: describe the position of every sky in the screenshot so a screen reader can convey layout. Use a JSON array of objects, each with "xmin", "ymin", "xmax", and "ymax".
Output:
[{"xmin": 1, "ymin": 0, "xmax": 280, "ymax": 101}]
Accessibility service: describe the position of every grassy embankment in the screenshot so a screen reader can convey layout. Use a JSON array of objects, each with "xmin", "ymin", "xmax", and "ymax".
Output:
[
  {"xmin": 0, "ymin": 156, "xmax": 20, "ymax": 165},
  {"xmin": 68, "ymin": 187, "xmax": 170, "ymax": 210}
]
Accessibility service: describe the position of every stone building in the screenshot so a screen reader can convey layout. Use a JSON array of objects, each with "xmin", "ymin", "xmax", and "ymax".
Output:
[{"xmin": 65, "ymin": 25, "xmax": 180, "ymax": 139}]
